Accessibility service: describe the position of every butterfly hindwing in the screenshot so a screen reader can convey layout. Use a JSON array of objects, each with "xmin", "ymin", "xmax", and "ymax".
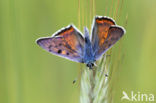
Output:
[
  {"xmin": 94, "ymin": 26, "xmax": 125, "ymax": 59},
  {"xmin": 37, "ymin": 25, "xmax": 85, "ymax": 63}
]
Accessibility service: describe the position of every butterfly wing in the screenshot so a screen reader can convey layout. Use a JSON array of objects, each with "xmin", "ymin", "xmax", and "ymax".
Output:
[
  {"xmin": 91, "ymin": 16, "xmax": 116, "ymax": 52},
  {"xmin": 91, "ymin": 16, "xmax": 125, "ymax": 60},
  {"xmin": 37, "ymin": 25, "xmax": 85, "ymax": 63}
]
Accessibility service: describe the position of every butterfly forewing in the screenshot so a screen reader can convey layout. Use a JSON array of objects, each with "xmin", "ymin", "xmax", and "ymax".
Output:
[{"xmin": 37, "ymin": 25, "xmax": 85, "ymax": 63}]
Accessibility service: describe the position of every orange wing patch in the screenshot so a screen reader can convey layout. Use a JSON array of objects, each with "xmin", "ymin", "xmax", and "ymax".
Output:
[{"xmin": 54, "ymin": 26, "xmax": 84, "ymax": 52}]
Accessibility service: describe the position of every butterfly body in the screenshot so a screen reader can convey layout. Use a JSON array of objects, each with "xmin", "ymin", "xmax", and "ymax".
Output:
[
  {"xmin": 37, "ymin": 16, "xmax": 125, "ymax": 69},
  {"xmin": 83, "ymin": 27, "xmax": 95, "ymax": 68}
]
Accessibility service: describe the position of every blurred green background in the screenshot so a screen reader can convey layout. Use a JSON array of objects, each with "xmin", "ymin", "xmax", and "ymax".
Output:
[{"xmin": 0, "ymin": 0, "xmax": 156, "ymax": 103}]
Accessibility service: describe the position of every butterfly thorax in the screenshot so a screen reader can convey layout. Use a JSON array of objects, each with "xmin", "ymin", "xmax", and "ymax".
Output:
[{"xmin": 83, "ymin": 27, "xmax": 95, "ymax": 69}]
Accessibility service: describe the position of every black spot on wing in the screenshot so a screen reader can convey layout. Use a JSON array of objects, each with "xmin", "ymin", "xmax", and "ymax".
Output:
[
  {"xmin": 66, "ymin": 52, "xmax": 69, "ymax": 55},
  {"xmin": 57, "ymin": 49, "xmax": 62, "ymax": 54}
]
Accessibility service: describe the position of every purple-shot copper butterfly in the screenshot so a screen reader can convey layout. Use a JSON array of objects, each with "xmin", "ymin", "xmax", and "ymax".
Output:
[{"xmin": 36, "ymin": 16, "xmax": 126, "ymax": 69}]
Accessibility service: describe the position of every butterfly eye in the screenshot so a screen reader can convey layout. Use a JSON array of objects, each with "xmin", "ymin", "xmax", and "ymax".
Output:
[{"xmin": 91, "ymin": 63, "xmax": 94, "ymax": 67}]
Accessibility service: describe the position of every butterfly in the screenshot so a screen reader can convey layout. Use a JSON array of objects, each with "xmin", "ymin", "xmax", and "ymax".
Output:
[{"xmin": 36, "ymin": 16, "xmax": 126, "ymax": 69}]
